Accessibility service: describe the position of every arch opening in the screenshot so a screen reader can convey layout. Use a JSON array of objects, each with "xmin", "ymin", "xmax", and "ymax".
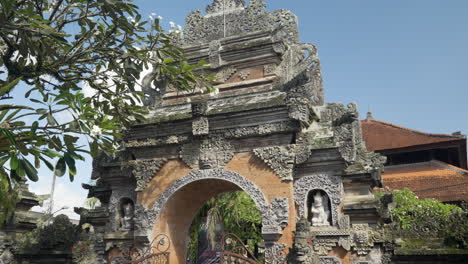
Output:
[{"xmin": 150, "ymin": 169, "xmax": 270, "ymax": 264}]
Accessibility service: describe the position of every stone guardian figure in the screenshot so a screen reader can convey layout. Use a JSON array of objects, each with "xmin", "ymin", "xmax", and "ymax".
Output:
[
  {"xmin": 311, "ymin": 192, "xmax": 330, "ymax": 226},
  {"xmin": 120, "ymin": 202, "xmax": 134, "ymax": 231}
]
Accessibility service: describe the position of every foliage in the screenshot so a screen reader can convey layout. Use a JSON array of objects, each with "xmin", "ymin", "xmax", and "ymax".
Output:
[
  {"xmin": 188, "ymin": 191, "xmax": 263, "ymax": 262},
  {"xmin": 85, "ymin": 197, "xmax": 99, "ymax": 209},
  {"xmin": 381, "ymin": 189, "xmax": 467, "ymax": 249},
  {"xmin": 0, "ymin": 0, "xmax": 213, "ymax": 226}
]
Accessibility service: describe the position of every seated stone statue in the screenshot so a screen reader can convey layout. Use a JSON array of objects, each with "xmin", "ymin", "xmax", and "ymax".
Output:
[
  {"xmin": 120, "ymin": 202, "xmax": 134, "ymax": 231},
  {"xmin": 310, "ymin": 192, "xmax": 330, "ymax": 226}
]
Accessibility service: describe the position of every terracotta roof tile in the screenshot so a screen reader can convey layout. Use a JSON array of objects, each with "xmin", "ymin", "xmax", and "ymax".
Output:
[
  {"xmin": 361, "ymin": 119, "xmax": 465, "ymax": 152},
  {"xmin": 383, "ymin": 160, "xmax": 468, "ymax": 202}
]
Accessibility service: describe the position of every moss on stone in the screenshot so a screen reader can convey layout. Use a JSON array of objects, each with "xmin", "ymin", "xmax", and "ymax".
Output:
[{"xmin": 143, "ymin": 112, "xmax": 192, "ymax": 124}]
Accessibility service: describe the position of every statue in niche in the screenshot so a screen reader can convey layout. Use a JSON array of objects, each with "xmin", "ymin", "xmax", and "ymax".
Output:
[
  {"xmin": 307, "ymin": 190, "xmax": 331, "ymax": 226},
  {"xmin": 119, "ymin": 199, "xmax": 134, "ymax": 231}
]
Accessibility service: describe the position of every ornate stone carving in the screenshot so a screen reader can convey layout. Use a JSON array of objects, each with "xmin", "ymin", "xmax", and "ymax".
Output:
[
  {"xmin": 206, "ymin": 0, "xmax": 245, "ymax": 14},
  {"xmin": 222, "ymin": 121, "xmax": 296, "ymax": 139},
  {"xmin": 313, "ymin": 239, "xmax": 337, "ymax": 255},
  {"xmin": 253, "ymin": 145, "xmax": 295, "ymax": 181},
  {"xmin": 192, "ymin": 116, "xmax": 209, "ymax": 135},
  {"xmin": 209, "ymin": 40, "xmax": 222, "ymax": 67},
  {"xmin": 180, "ymin": 136, "xmax": 234, "ymax": 169},
  {"xmin": 338, "ymin": 215, "xmax": 350, "ymax": 230},
  {"xmin": 294, "ymin": 174, "xmax": 342, "ymax": 226},
  {"xmin": 264, "ymin": 242, "xmax": 287, "ymax": 264},
  {"xmin": 319, "ymin": 256, "xmax": 342, "ymax": 264},
  {"xmin": 238, "ymin": 70, "xmax": 251, "ymax": 80},
  {"xmin": 108, "ymin": 188, "xmax": 136, "ymax": 232},
  {"xmin": 311, "ymin": 192, "xmax": 331, "ymax": 226},
  {"xmin": 120, "ymin": 201, "xmax": 134, "ymax": 231},
  {"xmin": 129, "ymin": 158, "xmax": 168, "ymax": 192},
  {"xmin": 264, "ymin": 198, "xmax": 289, "ymax": 228},
  {"xmin": 320, "ymin": 103, "xmax": 386, "ymax": 174},
  {"xmin": 338, "ymin": 236, "xmax": 352, "ymax": 251},
  {"xmin": 215, "ymin": 66, "xmax": 237, "ymax": 83},
  {"xmin": 178, "ymin": 0, "xmax": 298, "ymax": 45},
  {"xmin": 282, "ymin": 43, "xmax": 324, "ymax": 126},
  {"xmin": 145, "ymin": 169, "xmax": 272, "ymax": 236},
  {"xmin": 133, "ymin": 204, "xmax": 151, "ymax": 236},
  {"xmin": 264, "ymin": 64, "xmax": 277, "ymax": 76},
  {"xmin": 352, "ymin": 224, "xmax": 373, "ymax": 256}
]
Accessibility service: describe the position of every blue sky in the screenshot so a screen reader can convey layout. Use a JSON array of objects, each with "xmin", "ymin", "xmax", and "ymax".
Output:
[{"xmin": 26, "ymin": 0, "xmax": 468, "ymax": 218}]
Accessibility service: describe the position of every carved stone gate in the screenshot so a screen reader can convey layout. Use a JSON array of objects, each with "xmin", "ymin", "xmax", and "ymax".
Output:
[{"xmin": 79, "ymin": 1, "xmax": 390, "ymax": 264}]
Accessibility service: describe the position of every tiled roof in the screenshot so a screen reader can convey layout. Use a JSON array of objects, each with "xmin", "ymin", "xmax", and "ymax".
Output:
[
  {"xmin": 361, "ymin": 119, "xmax": 465, "ymax": 152},
  {"xmin": 383, "ymin": 160, "xmax": 468, "ymax": 202}
]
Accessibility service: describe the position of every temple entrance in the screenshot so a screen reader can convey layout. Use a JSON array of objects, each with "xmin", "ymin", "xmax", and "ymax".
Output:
[
  {"xmin": 149, "ymin": 170, "xmax": 270, "ymax": 264},
  {"xmin": 187, "ymin": 191, "xmax": 263, "ymax": 264}
]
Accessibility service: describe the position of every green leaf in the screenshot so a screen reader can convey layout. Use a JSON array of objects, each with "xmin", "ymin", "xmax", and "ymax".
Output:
[
  {"xmin": 22, "ymin": 159, "xmax": 38, "ymax": 182},
  {"xmin": 0, "ymin": 110, "xmax": 9, "ymax": 122},
  {"xmin": 31, "ymin": 121, "xmax": 39, "ymax": 133},
  {"xmin": 0, "ymin": 77, "xmax": 22, "ymax": 97},
  {"xmin": 54, "ymin": 158, "xmax": 66, "ymax": 177},
  {"xmin": 9, "ymin": 155, "xmax": 19, "ymax": 170},
  {"xmin": 39, "ymin": 157, "xmax": 54, "ymax": 171}
]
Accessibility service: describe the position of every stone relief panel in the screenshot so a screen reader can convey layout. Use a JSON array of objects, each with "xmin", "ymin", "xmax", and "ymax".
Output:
[
  {"xmin": 294, "ymin": 174, "xmax": 342, "ymax": 226},
  {"xmin": 129, "ymin": 158, "xmax": 168, "ymax": 192},
  {"xmin": 264, "ymin": 197, "xmax": 289, "ymax": 229},
  {"xmin": 180, "ymin": 136, "xmax": 234, "ymax": 169}
]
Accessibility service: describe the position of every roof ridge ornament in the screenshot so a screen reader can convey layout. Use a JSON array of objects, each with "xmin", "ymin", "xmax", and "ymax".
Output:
[{"xmin": 206, "ymin": 0, "xmax": 246, "ymax": 15}]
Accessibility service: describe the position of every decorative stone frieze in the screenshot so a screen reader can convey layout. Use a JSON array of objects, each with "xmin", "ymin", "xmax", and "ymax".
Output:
[
  {"xmin": 129, "ymin": 158, "xmax": 168, "ymax": 192},
  {"xmin": 222, "ymin": 121, "xmax": 297, "ymax": 139},
  {"xmin": 294, "ymin": 174, "xmax": 342, "ymax": 226},
  {"xmin": 180, "ymin": 136, "xmax": 234, "ymax": 169},
  {"xmin": 215, "ymin": 66, "xmax": 237, "ymax": 83},
  {"xmin": 253, "ymin": 145, "xmax": 295, "ymax": 181}
]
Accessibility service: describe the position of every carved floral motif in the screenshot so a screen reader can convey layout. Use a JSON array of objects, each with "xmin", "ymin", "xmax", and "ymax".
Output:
[
  {"xmin": 253, "ymin": 145, "xmax": 295, "ymax": 181},
  {"xmin": 129, "ymin": 158, "xmax": 168, "ymax": 192}
]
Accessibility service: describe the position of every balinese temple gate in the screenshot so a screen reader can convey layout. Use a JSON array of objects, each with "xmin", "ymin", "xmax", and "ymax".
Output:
[{"xmin": 78, "ymin": 1, "xmax": 390, "ymax": 263}]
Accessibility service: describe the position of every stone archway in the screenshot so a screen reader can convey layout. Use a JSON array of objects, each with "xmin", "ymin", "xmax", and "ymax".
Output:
[{"xmin": 142, "ymin": 168, "xmax": 280, "ymax": 264}]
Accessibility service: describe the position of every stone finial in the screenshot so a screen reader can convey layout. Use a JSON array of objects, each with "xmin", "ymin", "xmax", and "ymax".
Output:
[{"xmin": 365, "ymin": 111, "xmax": 375, "ymax": 121}]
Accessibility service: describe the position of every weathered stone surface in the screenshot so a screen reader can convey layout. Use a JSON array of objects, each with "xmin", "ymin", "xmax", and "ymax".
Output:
[{"xmin": 129, "ymin": 158, "xmax": 168, "ymax": 192}]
